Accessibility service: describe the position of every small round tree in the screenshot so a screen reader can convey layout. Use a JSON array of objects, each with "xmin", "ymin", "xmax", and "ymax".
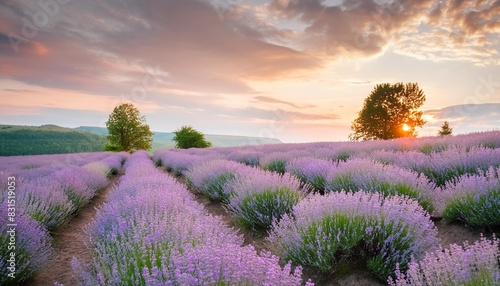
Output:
[
  {"xmin": 105, "ymin": 103, "xmax": 153, "ymax": 152},
  {"xmin": 349, "ymin": 82, "xmax": 426, "ymax": 141},
  {"xmin": 172, "ymin": 125, "xmax": 212, "ymax": 149}
]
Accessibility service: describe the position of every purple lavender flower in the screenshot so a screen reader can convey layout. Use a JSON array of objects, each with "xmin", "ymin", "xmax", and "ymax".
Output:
[
  {"xmin": 75, "ymin": 151, "xmax": 311, "ymax": 285},
  {"xmin": 286, "ymin": 157, "xmax": 334, "ymax": 191},
  {"xmin": 184, "ymin": 159, "xmax": 249, "ymax": 202},
  {"xmin": 269, "ymin": 191, "xmax": 440, "ymax": 281},
  {"xmin": 389, "ymin": 235, "xmax": 500, "ymax": 286},
  {"xmin": 441, "ymin": 166, "xmax": 500, "ymax": 226},
  {"xmin": 15, "ymin": 176, "xmax": 76, "ymax": 229},
  {"xmin": 226, "ymin": 168, "xmax": 306, "ymax": 229},
  {"xmin": 324, "ymin": 158, "xmax": 436, "ymax": 213},
  {"xmin": 0, "ymin": 208, "xmax": 52, "ymax": 284}
]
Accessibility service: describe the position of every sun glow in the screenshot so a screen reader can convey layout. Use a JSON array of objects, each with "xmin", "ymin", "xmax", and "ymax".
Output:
[{"xmin": 402, "ymin": 124, "xmax": 411, "ymax": 131}]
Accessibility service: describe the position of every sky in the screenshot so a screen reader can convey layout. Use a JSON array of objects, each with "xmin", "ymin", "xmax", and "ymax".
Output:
[{"xmin": 0, "ymin": 0, "xmax": 499, "ymax": 143}]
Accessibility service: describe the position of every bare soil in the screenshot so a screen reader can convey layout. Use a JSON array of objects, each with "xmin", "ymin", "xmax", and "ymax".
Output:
[{"xmin": 22, "ymin": 174, "xmax": 121, "ymax": 286}]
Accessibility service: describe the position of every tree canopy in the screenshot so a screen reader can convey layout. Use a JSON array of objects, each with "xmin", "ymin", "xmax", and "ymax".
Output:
[
  {"xmin": 349, "ymin": 82, "xmax": 426, "ymax": 141},
  {"xmin": 172, "ymin": 125, "xmax": 212, "ymax": 149},
  {"xmin": 105, "ymin": 103, "xmax": 153, "ymax": 152},
  {"xmin": 438, "ymin": 121, "xmax": 453, "ymax": 136}
]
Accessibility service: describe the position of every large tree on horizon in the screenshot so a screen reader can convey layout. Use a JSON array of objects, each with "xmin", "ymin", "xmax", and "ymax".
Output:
[
  {"xmin": 105, "ymin": 103, "xmax": 153, "ymax": 152},
  {"xmin": 349, "ymin": 82, "xmax": 426, "ymax": 141}
]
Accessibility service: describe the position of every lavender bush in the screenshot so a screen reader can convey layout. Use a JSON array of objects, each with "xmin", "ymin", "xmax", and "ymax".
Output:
[
  {"xmin": 226, "ymin": 149, "xmax": 263, "ymax": 166},
  {"xmin": 269, "ymin": 191, "xmax": 440, "ymax": 281},
  {"xmin": 441, "ymin": 166, "xmax": 500, "ymax": 226},
  {"xmin": 259, "ymin": 152, "xmax": 294, "ymax": 174},
  {"xmin": 226, "ymin": 168, "xmax": 306, "ymax": 230},
  {"xmin": 0, "ymin": 208, "xmax": 52, "ymax": 285},
  {"xmin": 184, "ymin": 159, "xmax": 249, "ymax": 202},
  {"xmin": 16, "ymin": 177, "xmax": 76, "ymax": 229},
  {"xmin": 389, "ymin": 235, "xmax": 500, "ymax": 286},
  {"xmin": 154, "ymin": 150, "xmax": 215, "ymax": 175},
  {"xmin": 324, "ymin": 158, "xmax": 435, "ymax": 213},
  {"xmin": 161, "ymin": 243, "xmax": 311, "ymax": 286},
  {"xmin": 367, "ymin": 147, "xmax": 500, "ymax": 187},
  {"xmin": 53, "ymin": 167, "xmax": 97, "ymax": 211},
  {"xmin": 285, "ymin": 157, "xmax": 335, "ymax": 192}
]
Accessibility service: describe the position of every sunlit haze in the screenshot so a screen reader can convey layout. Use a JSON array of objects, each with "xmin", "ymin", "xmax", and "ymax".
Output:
[{"xmin": 1, "ymin": 0, "xmax": 499, "ymax": 142}]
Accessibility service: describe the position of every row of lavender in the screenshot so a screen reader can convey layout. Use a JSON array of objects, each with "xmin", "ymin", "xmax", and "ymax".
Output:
[
  {"xmin": 73, "ymin": 151, "xmax": 312, "ymax": 285},
  {"xmin": 0, "ymin": 151, "xmax": 128, "ymax": 285},
  {"xmin": 152, "ymin": 131, "xmax": 500, "ymax": 284},
  {"xmin": 154, "ymin": 131, "xmax": 500, "ymax": 226},
  {"xmin": 173, "ymin": 157, "xmax": 442, "ymax": 281}
]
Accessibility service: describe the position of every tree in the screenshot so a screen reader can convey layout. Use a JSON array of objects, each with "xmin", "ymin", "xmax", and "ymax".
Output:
[
  {"xmin": 349, "ymin": 82, "xmax": 426, "ymax": 141},
  {"xmin": 172, "ymin": 125, "xmax": 212, "ymax": 149},
  {"xmin": 438, "ymin": 121, "xmax": 453, "ymax": 136},
  {"xmin": 105, "ymin": 103, "xmax": 154, "ymax": 152}
]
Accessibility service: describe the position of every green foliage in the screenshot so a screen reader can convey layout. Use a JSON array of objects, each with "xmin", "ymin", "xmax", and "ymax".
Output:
[
  {"xmin": 327, "ymin": 176, "xmax": 434, "ymax": 213},
  {"xmin": 172, "ymin": 125, "xmax": 212, "ymax": 149},
  {"xmin": 438, "ymin": 121, "xmax": 453, "ymax": 136},
  {"xmin": 292, "ymin": 214, "xmax": 413, "ymax": 281},
  {"xmin": 195, "ymin": 173, "xmax": 236, "ymax": 203},
  {"xmin": 263, "ymin": 160, "xmax": 287, "ymax": 174},
  {"xmin": 349, "ymin": 82, "xmax": 426, "ymax": 141},
  {"xmin": 443, "ymin": 188, "xmax": 500, "ymax": 227},
  {"xmin": 104, "ymin": 143, "xmax": 121, "ymax": 152},
  {"xmin": 234, "ymin": 187, "xmax": 301, "ymax": 230},
  {"xmin": 0, "ymin": 127, "xmax": 106, "ymax": 156},
  {"xmin": 105, "ymin": 103, "xmax": 154, "ymax": 152}
]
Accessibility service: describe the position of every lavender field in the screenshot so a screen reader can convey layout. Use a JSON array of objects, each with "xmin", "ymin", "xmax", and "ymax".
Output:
[{"xmin": 2, "ymin": 131, "xmax": 500, "ymax": 285}]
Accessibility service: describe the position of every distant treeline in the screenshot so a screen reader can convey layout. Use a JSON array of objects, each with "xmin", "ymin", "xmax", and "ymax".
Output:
[{"xmin": 0, "ymin": 130, "xmax": 106, "ymax": 156}]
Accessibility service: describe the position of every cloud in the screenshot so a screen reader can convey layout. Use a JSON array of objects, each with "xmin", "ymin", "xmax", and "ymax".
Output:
[
  {"xmin": 394, "ymin": 0, "xmax": 500, "ymax": 65},
  {"xmin": 268, "ymin": 0, "xmax": 435, "ymax": 58},
  {"xmin": 253, "ymin": 95, "xmax": 316, "ymax": 108},
  {"xmin": 229, "ymin": 106, "xmax": 340, "ymax": 122},
  {"xmin": 0, "ymin": 87, "xmax": 163, "ymax": 114},
  {"xmin": 267, "ymin": 0, "xmax": 499, "ymax": 65},
  {"xmin": 422, "ymin": 103, "xmax": 500, "ymax": 135},
  {"xmin": 0, "ymin": 0, "xmax": 322, "ymax": 96}
]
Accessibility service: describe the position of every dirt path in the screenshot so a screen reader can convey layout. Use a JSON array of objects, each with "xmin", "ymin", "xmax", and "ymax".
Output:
[
  {"xmin": 23, "ymin": 174, "xmax": 121, "ymax": 286},
  {"xmin": 167, "ymin": 173, "xmax": 268, "ymax": 252}
]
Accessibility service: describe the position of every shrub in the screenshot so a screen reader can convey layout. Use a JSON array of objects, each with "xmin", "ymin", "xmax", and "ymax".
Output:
[
  {"xmin": 441, "ymin": 167, "xmax": 500, "ymax": 227},
  {"xmin": 268, "ymin": 191, "xmax": 440, "ymax": 281},
  {"xmin": 285, "ymin": 157, "xmax": 333, "ymax": 192},
  {"xmin": 154, "ymin": 151, "xmax": 202, "ymax": 174},
  {"xmin": 184, "ymin": 159, "xmax": 248, "ymax": 202},
  {"xmin": 54, "ymin": 167, "xmax": 96, "ymax": 211},
  {"xmin": 324, "ymin": 158, "xmax": 435, "ymax": 214},
  {"xmin": 16, "ymin": 178, "xmax": 75, "ymax": 230},
  {"xmin": 0, "ymin": 209, "xmax": 52, "ymax": 285},
  {"xmin": 260, "ymin": 152, "xmax": 293, "ymax": 174},
  {"xmin": 404, "ymin": 147, "xmax": 500, "ymax": 187},
  {"xmin": 146, "ymin": 243, "xmax": 312, "ymax": 286},
  {"xmin": 226, "ymin": 150, "xmax": 263, "ymax": 166},
  {"xmin": 389, "ymin": 235, "xmax": 500, "ymax": 286},
  {"xmin": 226, "ymin": 169, "xmax": 305, "ymax": 230}
]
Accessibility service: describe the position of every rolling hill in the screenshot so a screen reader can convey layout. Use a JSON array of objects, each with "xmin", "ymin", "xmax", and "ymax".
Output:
[
  {"xmin": 0, "ymin": 124, "xmax": 282, "ymax": 156},
  {"xmin": 0, "ymin": 124, "xmax": 106, "ymax": 156},
  {"xmin": 75, "ymin": 126, "xmax": 282, "ymax": 149}
]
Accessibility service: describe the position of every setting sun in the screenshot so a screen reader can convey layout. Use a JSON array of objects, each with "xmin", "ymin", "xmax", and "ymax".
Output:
[{"xmin": 402, "ymin": 124, "xmax": 411, "ymax": 132}]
